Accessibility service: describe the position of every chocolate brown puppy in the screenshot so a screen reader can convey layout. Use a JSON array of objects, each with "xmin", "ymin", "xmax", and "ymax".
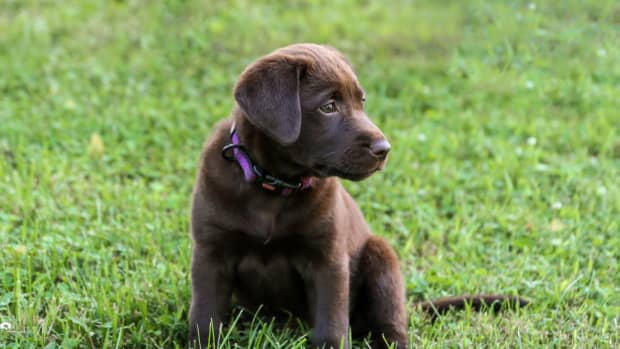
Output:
[{"xmin": 188, "ymin": 44, "xmax": 527, "ymax": 349}]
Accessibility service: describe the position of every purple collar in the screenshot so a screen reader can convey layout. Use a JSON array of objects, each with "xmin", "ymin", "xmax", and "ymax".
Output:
[{"xmin": 221, "ymin": 123, "xmax": 313, "ymax": 196}]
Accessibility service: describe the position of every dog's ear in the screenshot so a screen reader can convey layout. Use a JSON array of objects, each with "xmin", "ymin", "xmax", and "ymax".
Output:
[{"xmin": 234, "ymin": 55, "xmax": 307, "ymax": 145}]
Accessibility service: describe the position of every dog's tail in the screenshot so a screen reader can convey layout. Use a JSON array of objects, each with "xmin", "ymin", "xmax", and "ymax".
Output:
[{"xmin": 413, "ymin": 295, "xmax": 529, "ymax": 320}]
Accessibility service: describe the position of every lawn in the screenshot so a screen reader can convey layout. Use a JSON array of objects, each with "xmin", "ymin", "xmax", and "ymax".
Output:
[{"xmin": 1, "ymin": 0, "xmax": 619, "ymax": 348}]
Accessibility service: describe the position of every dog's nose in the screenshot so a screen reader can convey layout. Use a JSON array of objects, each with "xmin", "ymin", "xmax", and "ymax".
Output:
[{"xmin": 369, "ymin": 139, "xmax": 391, "ymax": 159}]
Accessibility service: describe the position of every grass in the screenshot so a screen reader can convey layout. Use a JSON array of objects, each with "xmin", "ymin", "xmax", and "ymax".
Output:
[{"xmin": 1, "ymin": 0, "xmax": 619, "ymax": 347}]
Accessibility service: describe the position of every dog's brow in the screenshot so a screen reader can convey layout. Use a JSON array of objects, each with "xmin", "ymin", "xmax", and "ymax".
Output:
[
  {"xmin": 355, "ymin": 88, "xmax": 365, "ymax": 100},
  {"xmin": 344, "ymin": 82, "xmax": 365, "ymax": 102}
]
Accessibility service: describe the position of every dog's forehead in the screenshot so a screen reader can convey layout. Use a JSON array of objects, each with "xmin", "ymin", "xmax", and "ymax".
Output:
[{"xmin": 279, "ymin": 44, "xmax": 364, "ymax": 98}]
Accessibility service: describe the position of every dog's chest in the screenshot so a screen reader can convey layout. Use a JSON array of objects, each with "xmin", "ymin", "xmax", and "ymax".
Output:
[
  {"xmin": 249, "ymin": 209, "xmax": 277, "ymax": 241},
  {"xmin": 241, "ymin": 197, "xmax": 297, "ymax": 242},
  {"xmin": 234, "ymin": 250, "xmax": 310, "ymax": 314},
  {"xmin": 237, "ymin": 253, "xmax": 300, "ymax": 286}
]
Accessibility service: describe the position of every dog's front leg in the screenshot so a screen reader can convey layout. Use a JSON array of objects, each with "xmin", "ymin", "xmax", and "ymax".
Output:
[
  {"xmin": 310, "ymin": 262, "xmax": 350, "ymax": 349},
  {"xmin": 188, "ymin": 244, "xmax": 233, "ymax": 348}
]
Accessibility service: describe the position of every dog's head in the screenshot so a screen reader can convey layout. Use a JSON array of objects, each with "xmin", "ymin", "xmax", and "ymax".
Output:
[{"xmin": 234, "ymin": 43, "xmax": 390, "ymax": 181}]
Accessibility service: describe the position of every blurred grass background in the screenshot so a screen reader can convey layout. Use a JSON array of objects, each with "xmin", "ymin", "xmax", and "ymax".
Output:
[{"xmin": 1, "ymin": 0, "xmax": 619, "ymax": 347}]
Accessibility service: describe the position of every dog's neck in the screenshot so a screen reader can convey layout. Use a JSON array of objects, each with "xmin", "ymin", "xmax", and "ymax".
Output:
[{"xmin": 232, "ymin": 114, "xmax": 314, "ymax": 187}]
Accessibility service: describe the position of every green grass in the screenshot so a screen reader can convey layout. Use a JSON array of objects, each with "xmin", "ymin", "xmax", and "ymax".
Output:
[{"xmin": 1, "ymin": 0, "xmax": 619, "ymax": 347}]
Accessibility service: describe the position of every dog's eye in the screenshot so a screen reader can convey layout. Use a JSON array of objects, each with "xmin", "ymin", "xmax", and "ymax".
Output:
[{"xmin": 319, "ymin": 102, "xmax": 338, "ymax": 114}]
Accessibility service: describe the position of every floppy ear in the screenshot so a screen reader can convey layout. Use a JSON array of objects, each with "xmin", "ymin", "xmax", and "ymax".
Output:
[{"xmin": 234, "ymin": 56, "xmax": 306, "ymax": 145}]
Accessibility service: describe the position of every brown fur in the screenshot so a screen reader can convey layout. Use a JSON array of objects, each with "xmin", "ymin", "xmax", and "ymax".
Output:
[{"xmin": 188, "ymin": 44, "xmax": 527, "ymax": 349}]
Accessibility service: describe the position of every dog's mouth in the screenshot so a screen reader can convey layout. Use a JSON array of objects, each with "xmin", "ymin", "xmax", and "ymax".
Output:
[
  {"xmin": 335, "ymin": 169, "xmax": 376, "ymax": 181},
  {"xmin": 311, "ymin": 162, "xmax": 384, "ymax": 181}
]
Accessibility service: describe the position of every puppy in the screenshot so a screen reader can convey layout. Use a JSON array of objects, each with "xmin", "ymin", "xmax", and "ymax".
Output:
[{"xmin": 188, "ymin": 43, "xmax": 526, "ymax": 349}]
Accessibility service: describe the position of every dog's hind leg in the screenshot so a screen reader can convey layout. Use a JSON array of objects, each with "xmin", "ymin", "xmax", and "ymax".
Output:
[{"xmin": 354, "ymin": 236, "xmax": 408, "ymax": 349}]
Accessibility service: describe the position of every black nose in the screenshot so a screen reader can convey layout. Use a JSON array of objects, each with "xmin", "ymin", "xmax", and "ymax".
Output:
[{"xmin": 369, "ymin": 139, "xmax": 391, "ymax": 159}]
